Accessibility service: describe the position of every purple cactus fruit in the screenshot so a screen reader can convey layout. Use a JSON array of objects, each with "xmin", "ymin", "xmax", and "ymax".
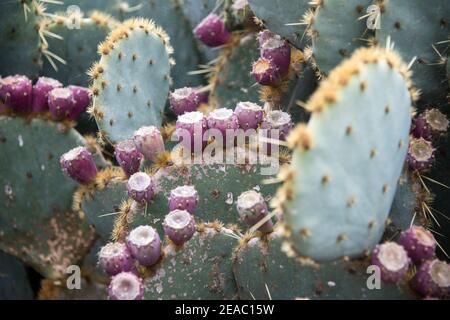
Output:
[
  {"xmin": 32, "ymin": 77, "xmax": 63, "ymax": 113},
  {"xmin": 258, "ymin": 30, "xmax": 291, "ymax": 76},
  {"xmin": 67, "ymin": 85, "xmax": 91, "ymax": 120},
  {"xmin": 60, "ymin": 146, "xmax": 98, "ymax": 184},
  {"xmin": 412, "ymin": 109, "xmax": 448, "ymax": 139},
  {"xmin": 175, "ymin": 111, "xmax": 207, "ymax": 152},
  {"xmin": 168, "ymin": 185, "xmax": 199, "ymax": 214},
  {"xmin": 0, "ymin": 75, "xmax": 33, "ymax": 113},
  {"xmin": 235, "ymin": 101, "xmax": 264, "ymax": 130},
  {"xmin": 126, "ymin": 225, "xmax": 161, "ymax": 267},
  {"xmin": 98, "ymin": 242, "xmax": 134, "ymax": 276},
  {"xmin": 108, "ymin": 272, "xmax": 144, "ymax": 300},
  {"xmin": 398, "ymin": 226, "xmax": 436, "ymax": 264},
  {"xmin": 371, "ymin": 242, "xmax": 410, "ymax": 283},
  {"xmin": 133, "ymin": 126, "xmax": 165, "ymax": 162},
  {"xmin": 194, "ymin": 86, "xmax": 209, "ymax": 104},
  {"xmin": 169, "ymin": 87, "xmax": 201, "ymax": 116},
  {"xmin": 127, "ymin": 172, "xmax": 156, "ymax": 204},
  {"xmin": 411, "ymin": 259, "xmax": 450, "ymax": 298},
  {"xmin": 48, "ymin": 87, "xmax": 75, "ymax": 120},
  {"xmin": 163, "ymin": 210, "xmax": 196, "ymax": 246},
  {"xmin": 114, "ymin": 140, "xmax": 143, "ymax": 177},
  {"xmin": 261, "ymin": 110, "xmax": 293, "ymax": 141},
  {"xmin": 252, "ymin": 57, "xmax": 282, "ymax": 86},
  {"xmin": 236, "ymin": 190, "xmax": 273, "ymax": 233},
  {"xmin": 207, "ymin": 108, "xmax": 239, "ymax": 146},
  {"xmin": 194, "ymin": 14, "xmax": 231, "ymax": 47},
  {"xmin": 406, "ymin": 137, "xmax": 435, "ymax": 171}
]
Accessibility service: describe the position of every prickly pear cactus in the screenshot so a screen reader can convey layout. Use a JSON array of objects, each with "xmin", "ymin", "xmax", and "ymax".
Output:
[
  {"xmin": 42, "ymin": 12, "xmax": 118, "ymax": 87},
  {"xmin": 89, "ymin": 19, "xmax": 173, "ymax": 142},
  {"xmin": 233, "ymin": 229, "xmax": 417, "ymax": 299},
  {"xmin": 0, "ymin": 0, "xmax": 45, "ymax": 77},
  {"xmin": 0, "ymin": 117, "xmax": 96, "ymax": 278},
  {"xmin": 144, "ymin": 223, "xmax": 239, "ymax": 300},
  {"xmin": 0, "ymin": 250, "xmax": 33, "ymax": 300},
  {"xmin": 277, "ymin": 47, "xmax": 414, "ymax": 261}
]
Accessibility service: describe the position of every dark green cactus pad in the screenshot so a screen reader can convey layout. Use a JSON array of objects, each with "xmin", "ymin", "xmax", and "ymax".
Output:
[
  {"xmin": 248, "ymin": 0, "xmax": 311, "ymax": 49},
  {"xmin": 210, "ymin": 34, "xmax": 261, "ymax": 108},
  {"xmin": 376, "ymin": 0, "xmax": 450, "ymax": 106},
  {"xmin": 0, "ymin": 116, "xmax": 96, "ymax": 278},
  {"xmin": 0, "ymin": 250, "xmax": 33, "ymax": 300},
  {"xmin": 144, "ymin": 224, "xmax": 239, "ymax": 300},
  {"xmin": 310, "ymin": 0, "xmax": 373, "ymax": 75},
  {"xmin": 0, "ymin": 0, "xmax": 43, "ymax": 78},
  {"xmin": 233, "ymin": 230, "xmax": 418, "ymax": 299},
  {"xmin": 42, "ymin": 14, "xmax": 117, "ymax": 87},
  {"xmin": 91, "ymin": 19, "xmax": 172, "ymax": 142}
]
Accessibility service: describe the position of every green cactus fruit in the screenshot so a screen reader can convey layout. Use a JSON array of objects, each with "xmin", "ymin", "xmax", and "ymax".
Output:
[
  {"xmin": 277, "ymin": 47, "xmax": 415, "ymax": 261},
  {"xmin": 0, "ymin": 251, "xmax": 33, "ymax": 300},
  {"xmin": 0, "ymin": 116, "xmax": 97, "ymax": 278},
  {"xmin": 89, "ymin": 18, "xmax": 173, "ymax": 143},
  {"xmin": 210, "ymin": 33, "xmax": 261, "ymax": 108},
  {"xmin": 375, "ymin": 0, "xmax": 449, "ymax": 106},
  {"xmin": 233, "ymin": 228, "xmax": 417, "ymax": 299},
  {"xmin": 144, "ymin": 222, "xmax": 239, "ymax": 300},
  {"xmin": 42, "ymin": 12, "xmax": 118, "ymax": 87},
  {"xmin": 248, "ymin": 0, "xmax": 313, "ymax": 49},
  {"xmin": 308, "ymin": 0, "xmax": 373, "ymax": 75},
  {"xmin": 0, "ymin": 0, "xmax": 45, "ymax": 78}
]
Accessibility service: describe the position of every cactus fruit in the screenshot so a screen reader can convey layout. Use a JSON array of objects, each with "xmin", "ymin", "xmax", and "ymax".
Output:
[
  {"xmin": 127, "ymin": 172, "xmax": 156, "ymax": 205},
  {"xmin": 133, "ymin": 126, "xmax": 165, "ymax": 162},
  {"xmin": 0, "ymin": 75, "xmax": 33, "ymax": 113},
  {"xmin": 206, "ymin": 108, "xmax": 239, "ymax": 146},
  {"xmin": 126, "ymin": 225, "xmax": 161, "ymax": 267},
  {"xmin": 236, "ymin": 190, "xmax": 273, "ymax": 233},
  {"xmin": 258, "ymin": 30, "xmax": 291, "ymax": 77},
  {"xmin": 114, "ymin": 140, "xmax": 143, "ymax": 177},
  {"xmin": 261, "ymin": 110, "xmax": 293, "ymax": 141},
  {"xmin": 60, "ymin": 146, "xmax": 98, "ymax": 184},
  {"xmin": 194, "ymin": 14, "xmax": 231, "ymax": 47},
  {"xmin": 89, "ymin": 18, "xmax": 173, "ymax": 142},
  {"xmin": 406, "ymin": 138, "xmax": 435, "ymax": 171},
  {"xmin": 175, "ymin": 111, "xmax": 207, "ymax": 151},
  {"xmin": 252, "ymin": 58, "xmax": 282, "ymax": 86},
  {"xmin": 32, "ymin": 77, "xmax": 63, "ymax": 113},
  {"xmin": 235, "ymin": 101, "xmax": 264, "ymax": 130},
  {"xmin": 68, "ymin": 86, "xmax": 91, "ymax": 120},
  {"xmin": 98, "ymin": 242, "xmax": 135, "ymax": 276},
  {"xmin": 169, "ymin": 87, "xmax": 201, "ymax": 116},
  {"xmin": 163, "ymin": 210, "xmax": 196, "ymax": 245},
  {"xmin": 411, "ymin": 259, "xmax": 450, "ymax": 298},
  {"xmin": 370, "ymin": 242, "xmax": 410, "ymax": 284},
  {"xmin": 48, "ymin": 88, "xmax": 75, "ymax": 120},
  {"xmin": 108, "ymin": 272, "xmax": 144, "ymax": 300},
  {"xmin": 278, "ymin": 47, "xmax": 414, "ymax": 261},
  {"xmin": 412, "ymin": 109, "xmax": 449, "ymax": 140},
  {"xmin": 168, "ymin": 185, "xmax": 199, "ymax": 214},
  {"xmin": 398, "ymin": 226, "xmax": 436, "ymax": 264}
]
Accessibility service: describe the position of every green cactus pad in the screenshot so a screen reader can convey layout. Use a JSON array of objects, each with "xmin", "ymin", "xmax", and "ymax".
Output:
[
  {"xmin": 42, "ymin": 13, "xmax": 117, "ymax": 87},
  {"xmin": 233, "ymin": 230, "xmax": 417, "ymax": 299},
  {"xmin": 309, "ymin": 0, "xmax": 373, "ymax": 75},
  {"xmin": 210, "ymin": 34, "xmax": 261, "ymax": 108},
  {"xmin": 0, "ymin": 116, "xmax": 96, "ymax": 278},
  {"xmin": 0, "ymin": 0, "xmax": 44, "ymax": 78},
  {"xmin": 280, "ymin": 47, "xmax": 414, "ymax": 261},
  {"xmin": 144, "ymin": 223, "xmax": 239, "ymax": 300},
  {"xmin": 376, "ymin": 0, "xmax": 450, "ymax": 106},
  {"xmin": 0, "ymin": 251, "xmax": 33, "ymax": 300},
  {"xmin": 90, "ymin": 19, "xmax": 172, "ymax": 143},
  {"xmin": 248, "ymin": 0, "xmax": 312, "ymax": 49}
]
